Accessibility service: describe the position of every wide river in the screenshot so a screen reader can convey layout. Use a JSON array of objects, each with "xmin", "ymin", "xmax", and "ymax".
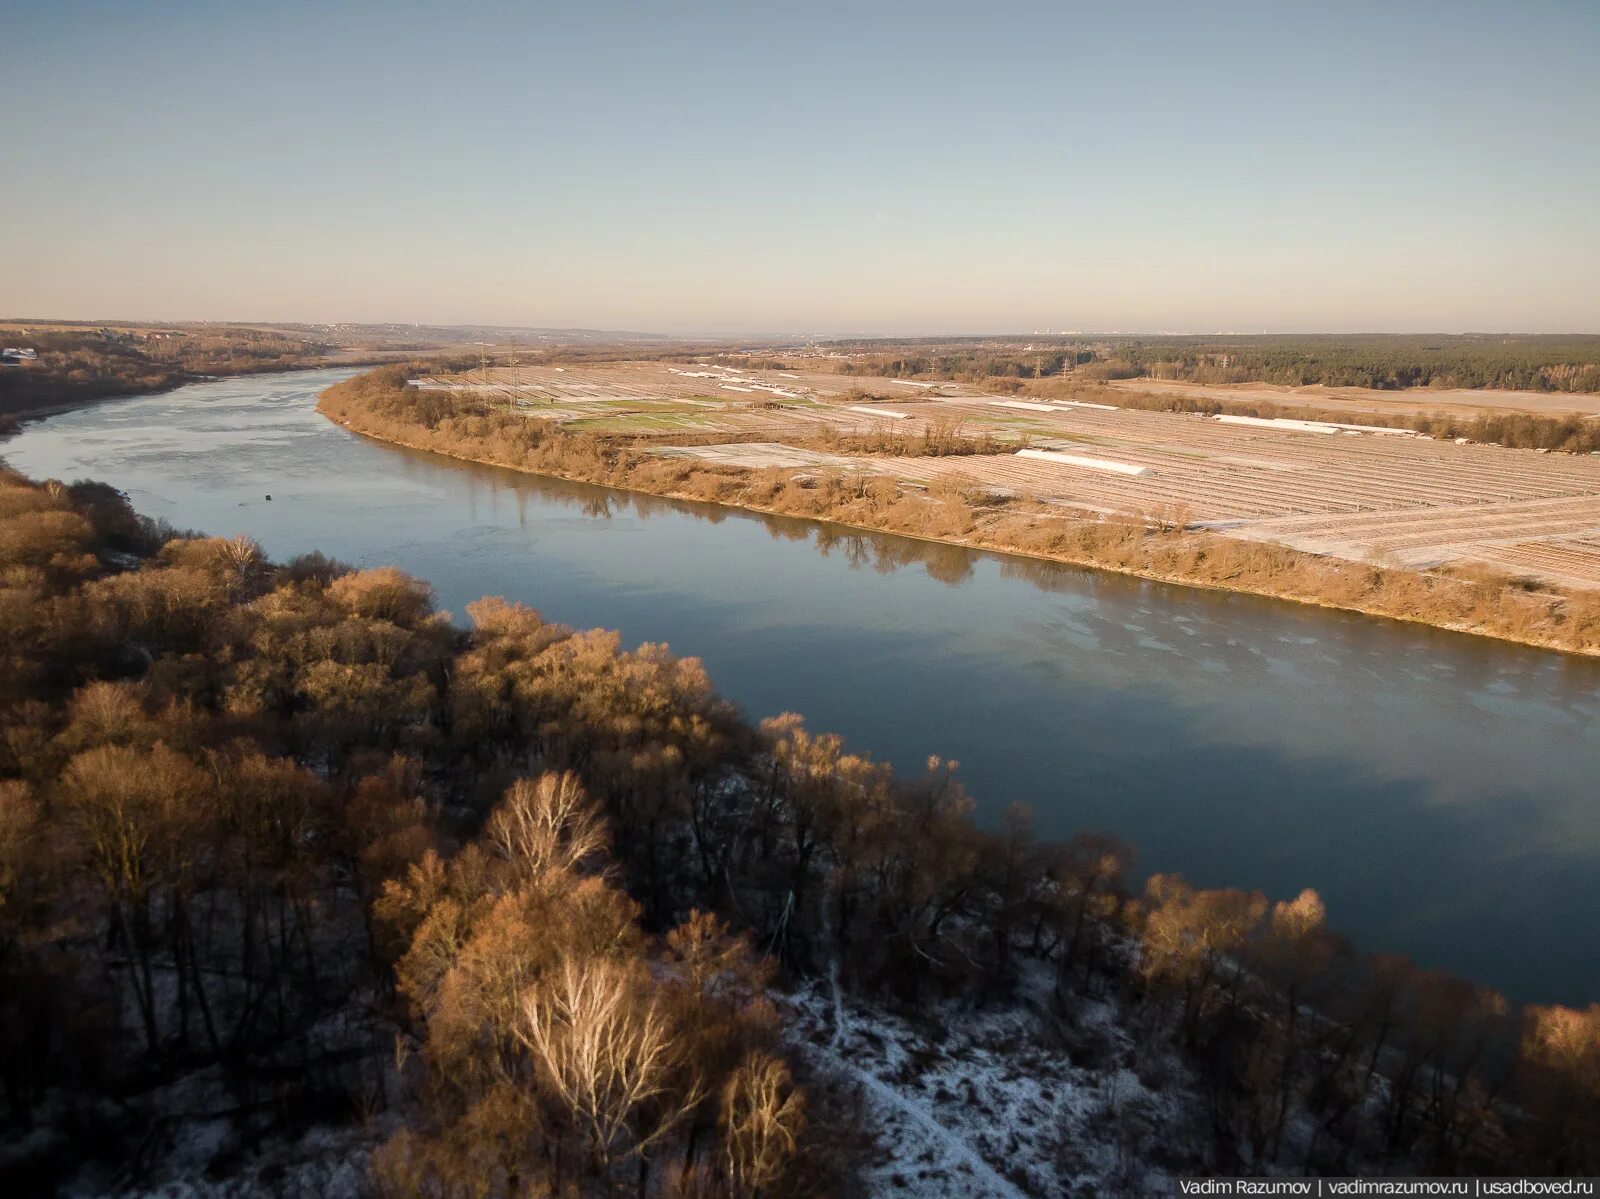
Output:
[{"xmin": 6, "ymin": 369, "xmax": 1599, "ymax": 1003}]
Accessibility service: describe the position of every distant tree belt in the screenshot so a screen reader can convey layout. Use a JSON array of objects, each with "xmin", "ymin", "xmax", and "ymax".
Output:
[
  {"xmin": 4, "ymin": 461, "xmax": 1600, "ymax": 1187},
  {"xmin": 1021, "ymin": 378, "xmax": 1600, "ymax": 454},
  {"xmin": 822, "ymin": 334, "xmax": 1600, "ymax": 394},
  {"xmin": 810, "ymin": 338, "xmax": 1600, "ymax": 452}
]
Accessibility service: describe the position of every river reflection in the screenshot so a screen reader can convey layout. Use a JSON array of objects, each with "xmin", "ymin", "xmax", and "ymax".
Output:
[{"xmin": 5, "ymin": 368, "xmax": 1599, "ymax": 1003}]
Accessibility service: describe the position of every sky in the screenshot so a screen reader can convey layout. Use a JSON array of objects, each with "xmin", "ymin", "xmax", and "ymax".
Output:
[{"xmin": 2, "ymin": 0, "xmax": 1597, "ymax": 336}]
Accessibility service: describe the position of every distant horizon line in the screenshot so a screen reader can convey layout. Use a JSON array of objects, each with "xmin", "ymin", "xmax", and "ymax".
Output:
[{"xmin": 4, "ymin": 317, "xmax": 1599, "ymax": 342}]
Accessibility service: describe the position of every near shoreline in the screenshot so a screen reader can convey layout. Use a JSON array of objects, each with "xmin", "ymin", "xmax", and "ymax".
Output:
[{"xmin": 317, "ymin": 367, "xmax": 1600, "ymax": 660}]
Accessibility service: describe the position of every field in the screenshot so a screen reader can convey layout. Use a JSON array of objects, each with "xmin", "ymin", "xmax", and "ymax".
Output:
[
  {"xmin": 416, "ymin": 359, "xmax": 1600, "ymax": 590},
  {"xmin": 409, "ymin": 360, "xmax": 952, "ymax": 435}
]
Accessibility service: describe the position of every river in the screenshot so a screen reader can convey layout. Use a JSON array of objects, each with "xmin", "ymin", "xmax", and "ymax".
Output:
[{"xmin": 6, "ymin": 368, "xmax": 1598, "ymax": 1003}]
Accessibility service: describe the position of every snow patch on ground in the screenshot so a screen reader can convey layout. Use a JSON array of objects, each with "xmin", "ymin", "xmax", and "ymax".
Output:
[
  {"xmin": 93, "ymin": 1124, "xmax": 376, "ymax": 1199},
  {"xmin": 784, "ymin": 961, "xmax": 1205, "ymax": 1196}
]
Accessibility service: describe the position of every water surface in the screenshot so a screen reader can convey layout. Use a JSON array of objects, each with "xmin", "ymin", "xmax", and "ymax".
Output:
[{"xmin": 7, "ymin": 368, "xmax": 1598, "ymax": 1003}]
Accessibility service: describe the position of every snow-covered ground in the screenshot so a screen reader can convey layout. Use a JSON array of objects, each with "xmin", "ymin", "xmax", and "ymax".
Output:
[
  {"xmin": 785, "ymin": 960, "xmax": 1207, "ymax": 1197},
  {"xmin": 74, "ymin": 1125, "xmax": 378, "ymax": 1199}
]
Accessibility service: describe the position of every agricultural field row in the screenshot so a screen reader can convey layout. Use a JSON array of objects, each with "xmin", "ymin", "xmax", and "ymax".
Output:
[
  {"xmin": 425, "ymin": 360, "xmax": 1600, "ymax": 588},
  {"xmin": 1466, "ymin": 537, "xmax": 1600, "ymax": 589}
]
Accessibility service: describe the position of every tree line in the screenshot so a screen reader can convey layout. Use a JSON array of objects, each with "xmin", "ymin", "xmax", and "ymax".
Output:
[
  {"xmin": 819, "ymin": 334, "xmax": 1600, "ymax": 395},
  {"xmin": 2, "ymin": 451, "xmax": 1599, "ymax": 1193},
  {"xmin": 783, "ymin": 336, "xmax": 1600, "ymax": 451},
  {"xmin": 1015, "ymin": 376, "xmax": 1600, "ymax": 455}
]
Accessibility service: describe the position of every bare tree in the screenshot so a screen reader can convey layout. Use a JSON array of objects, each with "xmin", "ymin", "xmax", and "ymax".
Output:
[
  {"xmin": 516, "ymin": 954, "xmax": 702, "ymax": 1175},
  {"xmin": 1519, "ymin": 1002, "xmax": 1600, "ymax": 1172},
  {"xmin": 485, "ymin": 771, "xmax": 609, "ymax": 883},
  {"xmin": 720, "ymin": 1050, "xmax": 805, "ymax": 1198},
  {"xmin": 1138, "ymin": 875, "xmax": 1267, "ymax": 1045},
  {"xmin": 1254, "ymin": 888, "xmax": 1338, "ymax": 1161},
  {"xmin": 59, "ymin": 742, "xmax": 207, "ymax": 1051}
]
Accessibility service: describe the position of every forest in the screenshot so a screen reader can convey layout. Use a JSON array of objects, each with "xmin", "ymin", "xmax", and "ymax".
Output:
[
  {"xmin": 824, "ymin": 334, "xmax": 1600, "ymax": 395},
  {"xmin": 3, "ymin": 429, "xmax": 1600, "ymax": 1193}
]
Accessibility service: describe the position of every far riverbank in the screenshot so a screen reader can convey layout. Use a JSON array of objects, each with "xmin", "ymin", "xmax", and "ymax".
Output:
[{"xmin": 318, "ymin": 367, "xmax": 1600, "ymax": 660}]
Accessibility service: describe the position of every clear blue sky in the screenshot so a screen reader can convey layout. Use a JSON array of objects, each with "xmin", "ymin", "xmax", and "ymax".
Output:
[{"xmin": 3, "ymin": 0, "xmax": 1596, "ymax": 335}]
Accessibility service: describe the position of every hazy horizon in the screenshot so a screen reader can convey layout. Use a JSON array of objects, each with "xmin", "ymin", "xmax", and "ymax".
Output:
[
  {"xmin": 4, "ymin": 0, "xmax": 1598, "ymax": 335},
  {"xmin": 10, "ymin": 317, "xmax": 1600, "ymax": 342}
]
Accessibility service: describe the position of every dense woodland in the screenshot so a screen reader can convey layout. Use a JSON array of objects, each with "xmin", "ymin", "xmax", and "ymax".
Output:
[
  {"xmin": 823, "ymin": 334, "xmax": 1600, "ymax": 395},
  {"xmin": 3, "ymin": 445, "xmax": 1600, "ymax": 1195},
  {"xmin": 0, "ymin": 325, "xmax": 337, "ymax": 420}
]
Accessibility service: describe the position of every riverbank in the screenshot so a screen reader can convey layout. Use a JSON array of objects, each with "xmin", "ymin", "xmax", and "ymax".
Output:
[{"xmin": 318, "ymin": 366, "xmax": 1600, "ymax": 659}]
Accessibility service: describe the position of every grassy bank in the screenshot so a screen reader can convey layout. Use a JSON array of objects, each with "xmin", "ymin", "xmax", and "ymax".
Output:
[{"xmin": 317, "ymin": 367, "xmax": 1600, "ymax": 658}]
